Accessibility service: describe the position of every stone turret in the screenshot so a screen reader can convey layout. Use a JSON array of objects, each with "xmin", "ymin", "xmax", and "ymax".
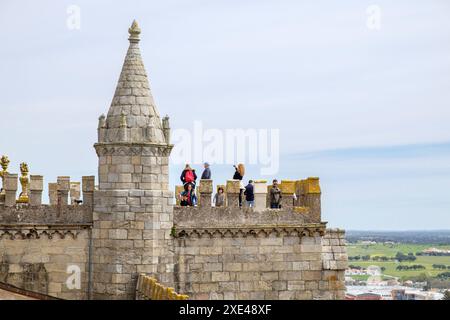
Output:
[{"xmin": 92, "ymin": 20, "xmax": 174, "ymax": 299}]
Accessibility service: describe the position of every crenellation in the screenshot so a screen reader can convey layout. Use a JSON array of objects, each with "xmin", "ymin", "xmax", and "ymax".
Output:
[
  {"xmin": 4, "ymin": 173, "xmax": 18, "ymax": 207},
  {"xmin": 279, "ymin": 180, "xmax": 296, "ymax": 209},
  {"xmin": 29, "ymin": 175, "xmax": 44, "ymax": 206},
  {"xmin": 70, "ymin": 182, "xmax": 81, "ymax": 204},
  {"xmin": 174, "ymin": 179, "xmax": 322, "ymax": 223},
  {"xmin": 57, "ymin": 176, "xmax": 70, "ymax": 205}
]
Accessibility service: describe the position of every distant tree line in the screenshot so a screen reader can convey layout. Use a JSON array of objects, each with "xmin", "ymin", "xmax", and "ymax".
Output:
[
  {"xmin": 437, "ymin": 272, "xmax": 450, "ymax": 280},
  {"xmin": 416, "ymin": 252, "xmax": 450, "ymax": 257},
  {"xmin": 348, "ymin": 265, "xmax": 385, "ymax": 272},
  {"xmin": 432, "ymin": 264, "xmax": 450, "ymax": 270},
  {"xmin": 395, "ymin": 252, "xmax": 417, "ymax": 262},
  {"xmin": 348, "ymin": 252, "xmax": 416, "ymax": 262},
  {"xmin": 396, "ymin": 265, "xmax": 425, "ymax": 271}
]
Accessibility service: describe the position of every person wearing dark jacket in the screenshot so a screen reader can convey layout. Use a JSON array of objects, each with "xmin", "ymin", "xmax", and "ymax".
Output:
[
  {"xmin": 180, "ymin": 164, "xmax": 197, "ymax": 190},
  {"xmin": 244, "ymin": 180, "xmax": 255, "ymax": 208},
  {"xmin": 233, "ymin": 164, "xmax": 245, "ymax": 207},
  {"xmin": 269, "ymin": 179, "xmax": 282, "ymax": 209},
  {"xmin": 180, "ymin": 183, "xmax": 197, "ymax": 206},
  {"xmin": 201, "ymin": 162, "xmax": 211, "ymax": 179}
]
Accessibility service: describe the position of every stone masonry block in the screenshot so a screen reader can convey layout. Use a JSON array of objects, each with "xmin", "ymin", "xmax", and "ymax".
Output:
[
  {"xmin": 199, "ymin": 179, "xmax": 213, "ymax": 193},
  {"xmin": 226, "ymin": 180, "xmax": 241, "ymax": 193},
  {"xmin": 29, "ymin": 175, "xmax": 44, "ymax": 191}
]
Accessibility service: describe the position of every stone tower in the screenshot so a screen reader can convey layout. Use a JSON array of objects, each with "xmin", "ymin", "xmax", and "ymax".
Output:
[{"xmin": 92, "ymin": 20, "xmax": 174, "ymax": 299}]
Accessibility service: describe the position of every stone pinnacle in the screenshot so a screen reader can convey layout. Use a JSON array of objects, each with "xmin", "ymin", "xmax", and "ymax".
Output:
[{"xmin": 128, "ymin": 19, "xmax": 141, "ymax": 43}]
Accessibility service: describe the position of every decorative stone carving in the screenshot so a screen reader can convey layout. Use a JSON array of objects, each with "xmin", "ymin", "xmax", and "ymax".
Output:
[
  {"xmin": 16, "ymin": 163, "xmax": 29, "ymax": 204},
  {"xmin": 174, "ymin": 224, "xmax": 326, "ymax": 238}
]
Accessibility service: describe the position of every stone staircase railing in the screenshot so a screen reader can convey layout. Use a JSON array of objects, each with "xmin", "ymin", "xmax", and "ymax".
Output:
[{"xmin": 135, "ymin": 274, "xmax": 189, "ymax": 300}]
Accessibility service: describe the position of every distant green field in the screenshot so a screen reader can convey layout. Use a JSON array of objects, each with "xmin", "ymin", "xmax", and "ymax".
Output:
[
  {"xmin": 347, "ymin": 243, "xmax": 450, "ymax": 257},
  {"xmin": 347, "ymin": 243, "xmax": 450, "ymax": 280}
]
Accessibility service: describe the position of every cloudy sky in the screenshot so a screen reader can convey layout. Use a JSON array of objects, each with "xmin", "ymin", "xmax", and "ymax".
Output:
[{"xmin": 1, "ymin": 0, "xmax": 449, "ymax": 230}]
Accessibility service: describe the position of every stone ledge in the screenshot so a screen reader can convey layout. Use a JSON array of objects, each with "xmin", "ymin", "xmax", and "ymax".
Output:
[
  {"xmin": 174, "ymin": 206, "xmax": 320, "ymax": 227},
  {"xmin": 0, "ymin": 205, "xmax": 92, "ymax": 224},
  {"xmin": 174, "ymin": 223, "xmax": 326, "ymax": 238},
  {"xmin": 94, "ymin": 142, "xmax": 173, "ymax": 157},
  {"xmin": 0, "ymin": 224, "xmax": 92, "ymax": 240}
]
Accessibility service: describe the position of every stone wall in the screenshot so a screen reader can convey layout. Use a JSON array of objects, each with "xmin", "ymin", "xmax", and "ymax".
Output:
[
  {"xmin": 91, "ymin": 188, "xmax": 175, "ymax": 300},
  {"xmin": 171, "ymin": 206, "xmax": 347, "ymax": 300},
  {"xmin": 0, "ymin": 225, "xmax": 91, "ymax": 299},
  {"xmin": 0, "ymin": 177, "xmax": 94, "ymax": 300}
]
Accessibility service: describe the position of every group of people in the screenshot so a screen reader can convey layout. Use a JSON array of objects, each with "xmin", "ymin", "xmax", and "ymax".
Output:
[
  {"xmin": 179, "ymin": 162, "xmax": 210, "ymax": 206},
  {"xmin": 178, "ymin": 162, "xmax": 284, "ymax": 209}
]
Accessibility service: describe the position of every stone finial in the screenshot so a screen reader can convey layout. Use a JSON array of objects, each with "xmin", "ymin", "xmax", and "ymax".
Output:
[
  {"xmin": 162, "ymin": 115, "xmax": 170, "ymax": 129},
  {"xmin": 128, "ymin": 20, "xmax": 141, "ymax": 43},
  {"xmin": 0, "ymin": 155, "xmax": 10, "ymax": 179},
  {"xmin": 16, "ymin": 162, "xmax": 29, "ymax": 204},
  {"xmin": 162, "ymin": 115, "xmax": 171, "ymax": 143},
  {"xmin": 98, "ymin": 114, "xmax": 106, "ymax": 129},
  {"xmin": 98, "ymin": 114, "xmax": 107, "ymax": 142},
  {"xmin": 0, "ymin": 155, "xmax": 10, "ymax": 199}
]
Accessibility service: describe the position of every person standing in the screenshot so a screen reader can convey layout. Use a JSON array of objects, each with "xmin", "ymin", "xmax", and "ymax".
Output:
[
  {"xmin": 180, "ymin": 183, "xmax": 197, "ymax": 207},
  {"xmin": 269, "ymin": 179, "xmax": 282, "ymax": 209},
  {"xmin": 180, "ymin": 164, "xmax": 197, "ymax": 190},
  {"xmin": 233, "ymin": 163, "xmax": 245, "ymax": 207},
  {"xmin": 244, "ymin": 180, "xmax": 255, "ymax": 208},
  {"xmin": 201, "ymin": 162, "xmax": 211, "ymax": 179},
  {"xmin": 213, "ymin": 187, "xmax": 225, "ymax": 207}
]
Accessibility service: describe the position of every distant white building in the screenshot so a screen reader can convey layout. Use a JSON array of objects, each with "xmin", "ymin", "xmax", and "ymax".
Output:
[
  {"xmin": 360, "ymin": 241, "xmax": 377, "ymax": 245},
  {"xmin": 422, "ymin": 247, "xmax": 450, "ymax": 254},
  {"xmin": 346, "ymin": 285, "xmax": 444, "ymax": 300}
]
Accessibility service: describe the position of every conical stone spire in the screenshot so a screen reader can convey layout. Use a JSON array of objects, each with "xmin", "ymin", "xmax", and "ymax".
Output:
[{"xmin": 101, "ymin": 20, "xmax": 166, "ymax": 144}]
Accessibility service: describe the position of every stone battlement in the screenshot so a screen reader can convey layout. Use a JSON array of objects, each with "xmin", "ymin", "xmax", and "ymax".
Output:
[
  {"xmin": 0, "ymin": 159, "xmax": 95, "ymax": 208},
  {"xmin": 175, "ymin": 177, "xmax": 322, "ymax": 222}
]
